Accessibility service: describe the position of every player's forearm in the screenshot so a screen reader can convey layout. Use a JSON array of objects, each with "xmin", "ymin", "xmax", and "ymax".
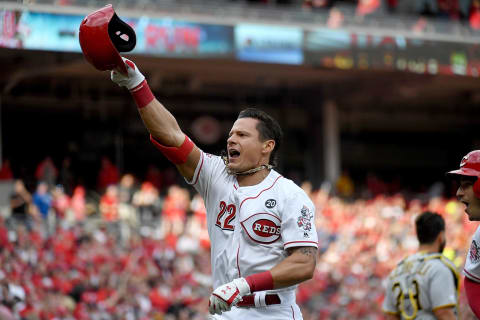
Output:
[
  {"xmin": 138, "ymin": 98, "xmax": 185, "ymax": 147},
  {"xmin": 270, "ymin": 247, "xmax": 317, "ymax": 288},
  {"xmin": 109, "ymin": 58, "xmax": 185, "ymax": 147},
  {"xmin": 433, "ymin": 307, "xmax": 457, "ymax": 320},
  {"xmin": 384, "ymin": 314, "xmax": 400, "ymax": 320}
]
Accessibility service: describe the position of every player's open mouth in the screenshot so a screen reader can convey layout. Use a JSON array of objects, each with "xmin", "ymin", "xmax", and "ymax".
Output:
[{"xmin": 228, "ymin": 149, "xmax": 240, "ymax": 160}]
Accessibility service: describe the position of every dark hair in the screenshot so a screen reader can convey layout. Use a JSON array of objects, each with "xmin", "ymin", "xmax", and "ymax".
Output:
[
  {"xmin": 415, "ymin": 211, "xmax": 445, "ymax": 244},
  {"xmin": 237, "ymin": 108, "xmax": 283, "ymax": 167}
]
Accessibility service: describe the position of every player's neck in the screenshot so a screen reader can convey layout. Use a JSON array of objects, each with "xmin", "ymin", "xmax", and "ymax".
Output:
[
  {"xmin": 237, "ymin": 169, "xmax": 271, "ymax": 187},
  {"xmin": 418, "ymin": 243, "xmax": 441, "ymax": 254}
]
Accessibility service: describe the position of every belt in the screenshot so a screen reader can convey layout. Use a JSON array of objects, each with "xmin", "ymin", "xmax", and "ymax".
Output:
[{"xmin": 237, "ymin": 293, "xmax": 281, "ymax": 308}]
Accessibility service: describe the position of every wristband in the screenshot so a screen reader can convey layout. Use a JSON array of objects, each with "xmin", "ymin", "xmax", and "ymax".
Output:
[
  {"xmin": 130, "ymin": 80, "xmax": 154, "ymax": 109},
  {"xmin": 245, "ymin": 271, "xmax": 274, "ymax": 292}
]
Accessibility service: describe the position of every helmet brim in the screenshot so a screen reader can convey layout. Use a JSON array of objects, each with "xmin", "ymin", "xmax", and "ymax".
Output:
[{"xmin": 446, "ymin": 168, "xmax": 480, "ymax": 178}]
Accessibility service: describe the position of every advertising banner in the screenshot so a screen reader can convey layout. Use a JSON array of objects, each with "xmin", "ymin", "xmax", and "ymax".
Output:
[
  {"xmin": 20, "ymin": 11, "xmax": 83, "ymax": 52},
  {"xmin": 235, "ymin": 23, "xmax": 303, "ymax": 65},
  {"xmin": 131, "ymin": 17, "xmax": 233, "ymax": 57},
  {"xmin": 0, "ymin": 9, "xmax": 234, "ymax": 57},
  {"xmin": 304, "ymin": 28, "xmax": 480, "ymax": 77}
]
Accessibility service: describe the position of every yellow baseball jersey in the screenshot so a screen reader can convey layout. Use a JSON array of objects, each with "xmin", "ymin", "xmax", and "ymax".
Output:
[{"xmin": 383, "ymin": 252, "xmax": 459, "ymax": 320}]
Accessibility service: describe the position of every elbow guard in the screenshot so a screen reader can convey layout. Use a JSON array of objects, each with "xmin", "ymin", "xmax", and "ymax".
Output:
[{"xmin": 150, "ymin": 134, "xmax": 194, "ymax": 164}]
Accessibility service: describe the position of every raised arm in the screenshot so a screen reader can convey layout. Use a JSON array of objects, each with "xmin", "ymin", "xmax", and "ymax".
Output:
[{"xmin": 111, "ymin": 58, "xmax": 200, "ymax": 180}]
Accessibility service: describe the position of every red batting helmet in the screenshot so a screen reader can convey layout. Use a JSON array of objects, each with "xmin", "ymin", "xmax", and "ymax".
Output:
[
  {"xmin": 447, "ymin": 150, "xmax": 480, "ymax": 197},
  {"xmin": 79, "ymin": 4, "xmax": 136, "ymax": 75}
]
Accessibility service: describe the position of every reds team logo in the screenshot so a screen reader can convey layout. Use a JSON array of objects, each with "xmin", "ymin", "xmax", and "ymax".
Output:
[
  {"xmin": 240, "ymin": 213, "xmax": 281, "ymax": 244},
  {"xmin": 461, "ymin": 157, "xmax": 467, "ymax": 167},
  {"xmin": 297, "ymin": 205, "xmax": 313, "ymax": 232},
  {"xmin": 470, "ymin": 240, "xmax": 480, "ymax": 263}
]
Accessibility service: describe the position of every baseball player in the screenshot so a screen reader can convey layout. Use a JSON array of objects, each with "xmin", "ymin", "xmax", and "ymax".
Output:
[
  {"xmin": 383, "ymin": 211, "xmax": 459, "ymax": 320},
  {"xmin": 106, "ymin": 58, "xmax": 319, "ymax": 319},
  {"xmin": 446, "ymin": 150, "xmax": 480, "ymax": 318}
]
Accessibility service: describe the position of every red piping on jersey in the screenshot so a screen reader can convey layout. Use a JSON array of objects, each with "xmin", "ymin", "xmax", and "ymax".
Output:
[
  {"xmin": 240, "ymin": 212, "xmax": 282, "ymax": 224},
  {"xmin": 237, "ymin": 244, "xmax": 241, "ymax": 277},
  {"xmin": 193, "ymin": 152, "xmax": 204, "ymax": 185},
  {"xmin": 233, "ymin": 183, "xmax": 238, "ymax": 190},
  {"xmin": 239, "ymin": 175, "xmax": 282, "ymax": 210},
  {"xmin": 465, "ymin": 269, "xmax": 480, "ymax": 283},
  {"xmin": 284, "ymin": 240, "xmax": 318, "ymax": 248},
  {"xmin": 291, "ymin": 306, "xmax": 295, "ymax": 320}
]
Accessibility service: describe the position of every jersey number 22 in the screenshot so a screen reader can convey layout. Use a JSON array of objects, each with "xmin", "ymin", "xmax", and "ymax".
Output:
[{"xmin": 215, "ymin": 201, "xmax": 236, "ymax": 231}]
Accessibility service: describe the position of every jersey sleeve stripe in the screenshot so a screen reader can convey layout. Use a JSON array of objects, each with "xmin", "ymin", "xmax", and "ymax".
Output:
[
  {"xmin": 464, "ymin": 269, "xmax": 480, "ymax": 283},
  {"xmin": 284, "ymin": 241, "xmax": 318, "ymax": 249},
  {"xmin": 432, "ymin": 303, "xmax": 457, "ymax": 311}
]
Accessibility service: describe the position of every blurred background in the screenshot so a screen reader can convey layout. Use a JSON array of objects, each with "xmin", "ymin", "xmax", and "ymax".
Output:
[{"xmin": 0, "ymin": 0, "xmax": 479, "ymax": 319}]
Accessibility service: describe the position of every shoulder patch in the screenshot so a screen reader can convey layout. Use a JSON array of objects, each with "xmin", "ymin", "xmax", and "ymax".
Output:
[
  {"xmin": 297, "ymin": 205, "xmax": 313, "ymax": 232},
  {"xmin": 470, "ymin": 240, "xmax": 480, "ymax": 263}
]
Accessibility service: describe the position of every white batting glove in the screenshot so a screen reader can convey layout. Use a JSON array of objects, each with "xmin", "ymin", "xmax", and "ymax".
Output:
[
  {"xmin": 111, "ymin": 57, "xmax": 145, "ymax": 90},
  {"xmin": 209, "ymin": 278, "xmax": 251, "ymax": 315}
]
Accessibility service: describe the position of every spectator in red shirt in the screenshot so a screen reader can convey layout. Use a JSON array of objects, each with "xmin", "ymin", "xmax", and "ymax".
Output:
[
  {"xmin": 357, "ymin": 0, "xmax": 382, "ymax": 16},
  {"xmin": 35, "ymin": 156, "xmax": 58, "ymax": 187},
  {"xmin": 470, "ymin": 0, "xmax": 480, "ymax": 29},
  {"xmin": 0, "ymin": 159, "xmax": 13, "ymax": 181},
  {"xmin": 100, "ymin": 185, "xmax": 119, "ymax": 222},
  {"xmin": 70, "ymin": 186, "xmax": 86, "ymax": 221},
  {"xmin": 97, "ymin": 157, "xmax": 119, "ymax": 191},
  {"xmin": 161, "ymin": 185, "xmax": 189, "ymax": 237},
  {"xmin": 145, "ymin": 164, "xmax": 164, "ymax": 191},
  {"xmin": 52, "ymin": 185, "xmax": 70, "ymax": 223}
]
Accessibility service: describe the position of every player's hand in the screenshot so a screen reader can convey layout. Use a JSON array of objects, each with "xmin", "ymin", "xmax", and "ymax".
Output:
[
  {"xmin": 111, "ymin": 57, "xmax": 145, "ymax": 90},
  {"xmin": 208, "ymin": 278, "xmax": 251, "ymax": 315}
]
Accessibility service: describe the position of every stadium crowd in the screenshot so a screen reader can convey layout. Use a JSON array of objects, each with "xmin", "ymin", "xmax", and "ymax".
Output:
[
  {"xmin": 236, "ymin": 0, "xmax": 480, "ymax": 27},
  {"xmin": 0, "ymin": 157, "xmax": 478, "ymax": 319},
  {"xmin": 48, "ymin": 0, "xmax": 480, "ymax": 31}
]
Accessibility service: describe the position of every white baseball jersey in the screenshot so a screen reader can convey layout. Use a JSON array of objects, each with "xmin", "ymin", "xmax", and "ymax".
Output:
[
  {"xmin": 187, "ymin": 151, "xmax": 318, "ymax": 318},
  {"xmin": 186, "ymin": 152, "xmax": 238, "ymax": 289},
  {"xmin": 383, "ymin": 252, "xmax": 459, "ymax": 320},
  {"xmin": 464, "ymin": 225, "xmax": 480, "ymax": 283}
]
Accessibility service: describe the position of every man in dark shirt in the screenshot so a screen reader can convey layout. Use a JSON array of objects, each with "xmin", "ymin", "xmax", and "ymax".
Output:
[{"xmin": 9, "ymin": 180, "xmax": 32, "ymax": 230}]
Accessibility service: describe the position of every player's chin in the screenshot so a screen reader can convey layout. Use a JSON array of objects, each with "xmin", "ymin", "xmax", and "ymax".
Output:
[{"xmin": 227, "ymin": 162, "xmax": 240, "ymax": 172}]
